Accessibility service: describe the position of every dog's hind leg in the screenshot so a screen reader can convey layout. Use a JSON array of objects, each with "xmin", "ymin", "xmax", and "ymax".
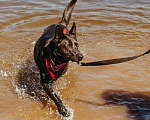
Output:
[{"xmin": 40, "ymin": 81, "xmax": 69, "ymax": 117}]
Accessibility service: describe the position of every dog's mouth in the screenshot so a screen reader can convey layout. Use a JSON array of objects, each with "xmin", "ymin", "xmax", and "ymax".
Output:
[
  {"xmin": 70, "ymin": 53, "xmax": 83, "ymax": 64},
  {"xmin": 72, "ymin": 58, "xmax": 83, "ymax": 65},
  {"xmin": 77, "ymin": 61, "xmax": 83, "ymax": 65}
]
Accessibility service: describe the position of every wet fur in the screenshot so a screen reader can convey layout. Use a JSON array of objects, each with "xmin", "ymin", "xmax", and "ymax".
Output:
[{"xmin": 34, "ymin": 0, "xmax": 83, "ymax": 117}]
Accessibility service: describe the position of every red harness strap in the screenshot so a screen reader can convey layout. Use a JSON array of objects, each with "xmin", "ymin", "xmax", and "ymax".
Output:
[
  {"xmin": 45, "ymin": 57, "xmax": 55, "ymax": 79},
  {"xmin": 45, "ymin": 56, "xmax": 68, "ymax": 80}
]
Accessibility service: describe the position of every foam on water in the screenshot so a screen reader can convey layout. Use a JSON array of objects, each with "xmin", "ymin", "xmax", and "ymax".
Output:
[
  {"xmin": 61, "ymin": 106, "xmax": 74, "ymax": 120},
  {"xmin": 9, "ymin": 45, "xmax": 75, "ymax": 119},
  {"xmin": 1, "ymin": 0, "xmax": 150, "ymax": 119}
]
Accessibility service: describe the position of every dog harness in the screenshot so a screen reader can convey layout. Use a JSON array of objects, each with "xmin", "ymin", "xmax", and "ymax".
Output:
[
  {"xmin": 44, "ymin": 25, "xmax": 69, "ymax": 80},
  {"xmin": 45, "ymin": 55, "xmax": 68, "ymax": 80}
]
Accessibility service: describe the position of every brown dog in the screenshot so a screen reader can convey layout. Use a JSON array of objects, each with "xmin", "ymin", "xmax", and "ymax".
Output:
[{"xmin": 34, "ymin": 0, "xmax": 82, "ymax": 117}]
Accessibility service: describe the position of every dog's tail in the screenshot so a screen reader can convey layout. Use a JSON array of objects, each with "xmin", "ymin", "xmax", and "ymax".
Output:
[{"xmin": 60, "ymin": 0, "xmax": 77, "ymax": 26}]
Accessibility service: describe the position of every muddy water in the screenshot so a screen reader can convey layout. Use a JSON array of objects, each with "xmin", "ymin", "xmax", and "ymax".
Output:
[{"xmin": 0, "ymin": 0, "xmax": 150, "ymax": 120}]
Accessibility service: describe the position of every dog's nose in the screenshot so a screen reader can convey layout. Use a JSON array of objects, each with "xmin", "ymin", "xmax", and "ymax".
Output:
[{"xmin": 78, "ymin": 54, "xmax": 83, "ymax": 61}]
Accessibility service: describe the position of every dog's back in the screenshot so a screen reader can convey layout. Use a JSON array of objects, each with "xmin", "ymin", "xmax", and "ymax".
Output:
[
  {"xmin": 34, "ymin": 24, "xmax": 56, "ymax": 70},
  {"xmin": 33, "ymin": 0, "xmax": 82, "ymax": 117},
  {"xmin": 34, "ymin": 0, "xmax": 80, "ymax": 72}
]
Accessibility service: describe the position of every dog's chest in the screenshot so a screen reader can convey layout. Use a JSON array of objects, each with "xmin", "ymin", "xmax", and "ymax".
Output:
[{"xmin": 45, "ymin": 55, "xmax": 68, "ymax": 80}]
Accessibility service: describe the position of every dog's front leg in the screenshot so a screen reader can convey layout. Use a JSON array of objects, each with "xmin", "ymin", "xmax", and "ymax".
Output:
[{"xmin": 40, "ymin": 81, "xmax": 69, "ymax": 117}]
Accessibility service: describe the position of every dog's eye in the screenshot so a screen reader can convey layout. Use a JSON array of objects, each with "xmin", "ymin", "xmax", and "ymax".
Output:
[
  {"xmin": 68, "ymin": 42, "xmax": 72, "ymax": 47},
  {"xmin": 67, "ymin": 45, "xmax": 70, "ymax": 49},
  {"xmin": 75, "ymin": 42, "xmax": 78, "ymax": 47},
  {"xmin": 66, "ymin": 42, "xmax": 72, "ymax": 49}
]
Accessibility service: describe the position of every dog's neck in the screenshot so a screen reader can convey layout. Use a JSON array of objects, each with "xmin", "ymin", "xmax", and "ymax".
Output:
[
  {"xmin": 51, "ymin": 54, "xmax": 63, "ymax": 65},
  {"xmin": 45, "ymin": 42, "xmax": 69, "ymax": 80},
  {"xmin": 46, "ymin": 41, "xmax": 69, "ymax": 65}
]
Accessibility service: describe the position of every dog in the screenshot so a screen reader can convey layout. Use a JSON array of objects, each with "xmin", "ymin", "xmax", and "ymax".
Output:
[{"xmin": 34, "ymin": 0, "xmax": 82, "ymax": 117}]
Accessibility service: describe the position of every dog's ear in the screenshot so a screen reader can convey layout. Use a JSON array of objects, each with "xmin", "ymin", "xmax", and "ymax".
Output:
[
  {"xmin": 69, "ymin": 22, "xmax": 76, "ymax": 38},
  {"xmin": 54, "ymin": 25, "xmax": 63, "ymax": 44},
  {"xmin": 60, "ymin": 0, "xmax": 77, "ymax": 26}
]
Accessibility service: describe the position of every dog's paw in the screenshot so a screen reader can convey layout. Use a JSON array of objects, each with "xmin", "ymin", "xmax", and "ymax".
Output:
[{"xmin": 58, "ymin": 106, "xmax": 69, "ymax": 117}]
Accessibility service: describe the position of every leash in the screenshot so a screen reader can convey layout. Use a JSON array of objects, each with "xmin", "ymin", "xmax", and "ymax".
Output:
[{"xmin": 80, "ymin": 49, "xmax": 150, "ymax": 66}]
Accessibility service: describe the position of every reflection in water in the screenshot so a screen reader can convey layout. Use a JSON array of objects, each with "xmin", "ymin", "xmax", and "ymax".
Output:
[
  {"xmin": 15, "ymin": 57, "xmax": 75, "ymax": 118},
  {"xmin": 15, "ymin": 57, "xmax": 75, "ymax": 119},
  {"xmin": 1, "ymin": 0, "xmax": 150, "ymax": 119},
  {"xmin": 16, "ymin": 57, "xmax": 49, "ymax": 107},
  {"xmin": 74, "ymin": 99, "xmax": 103, "ymax": 106},
  {"xmin": 102, "ymin": 90, "xmax": 150, "ymax": 120}
]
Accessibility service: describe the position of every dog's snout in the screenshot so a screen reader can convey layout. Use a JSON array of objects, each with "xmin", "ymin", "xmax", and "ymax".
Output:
[{"xmin": 78, "ymin": 54, "xmax": 83, "ymax": 61}]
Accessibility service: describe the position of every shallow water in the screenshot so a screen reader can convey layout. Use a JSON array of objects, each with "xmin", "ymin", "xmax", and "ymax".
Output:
[
  {"xmin": 102, "ymin": 90, "xmax": 150, "ymax": 120},
  {"xmin": 0, "ymin": 0, "xmax": 150, "ymax": 120}
]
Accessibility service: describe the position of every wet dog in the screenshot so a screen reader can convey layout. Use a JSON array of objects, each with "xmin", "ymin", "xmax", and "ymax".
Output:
[{"xmin": 34, "ymin": 0, "xmax": 82, "ymax": 117}]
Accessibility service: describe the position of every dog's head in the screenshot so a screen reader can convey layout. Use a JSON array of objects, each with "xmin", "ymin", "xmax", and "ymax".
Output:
[
  {"xmin": 51, "ymin": 0, "xmax": 83, "ymax": 63},
  {"xmin": 52, "ymin": 22, "xmax": 83, "ymax": 63}
]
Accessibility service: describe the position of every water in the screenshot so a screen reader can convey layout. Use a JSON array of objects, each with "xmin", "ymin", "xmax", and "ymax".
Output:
[
  {"xmin": 0, "ymin": 0, "xmax": 150, "ymax": 119},
  {"xmin": 102, "ymin": 90, "xmax": 150, "ymax": 120}
]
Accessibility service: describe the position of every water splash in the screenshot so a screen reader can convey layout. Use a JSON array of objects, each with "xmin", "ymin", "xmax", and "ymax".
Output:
[{"xmin": 11, "ymin": 55, "xmax": 75, "ymax": 119}]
